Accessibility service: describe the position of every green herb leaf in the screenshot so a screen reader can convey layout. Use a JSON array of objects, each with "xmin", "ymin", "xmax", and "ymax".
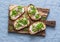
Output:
[
  {"xmin": 29, "ymin": 10, "xmax": 36, "ymax": 15},
  {"xmin": 30, "ymin": 6, "xmax": 36, "ymax": 10},
  {"xmin": 36, "ymin": 23, "xmax": 43, "ymax": 30},
  {"xmin": 35, "ymin": 14, "xmax": 40, "ymax": 19},
  {"xmin": 16, "ymin": 23, "xmax": 22, "ymax": 28},
  {"xmin": 17, "ymin": 18, "xmax": 27, "ymax": 25},
  {"xmin": 23, "ymin": 28, "xmax": 28, "ymax": 31},
  {"xmin": 42, "ymin": 16, "xmax": 46, "ymax": 20},
  {"xmin": 32, "ymin": 23, "xmax": 44, "ymax": 32},
  {"xmin": 29, "ymin": 5, "xmax": 36, "ymax": 15},
  {"xmin": 22, "ymin": 18, "xmax": 27, "ymax": 25},
  {"xmin": 18, "ymin": 6, "xmax": 22, "ymax": 12},
  {"xmin": 11, "ymin": 10, "xmax": 18, "ymax": 16}
]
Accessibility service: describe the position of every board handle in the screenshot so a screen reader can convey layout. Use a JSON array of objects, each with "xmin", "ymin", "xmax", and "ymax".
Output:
[{"xmin": 45, "ymin": 21, "xmax": 56, "ymax": 27}]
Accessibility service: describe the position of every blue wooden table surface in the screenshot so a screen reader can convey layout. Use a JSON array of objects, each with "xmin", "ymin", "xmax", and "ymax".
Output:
[{"xmin": 0, "ymin": 0, "xmax": 60, "ymax": 42}]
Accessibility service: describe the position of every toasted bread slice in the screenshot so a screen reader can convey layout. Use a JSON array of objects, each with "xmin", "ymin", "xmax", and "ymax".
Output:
[
  {"xmin": 29, "ymin": 22, "xmax": 46, "ymax": 34},
  {"xmin": 28, "ymin": 4, "xmax": 41, "ymax": 20},
  {"xmin": 14, "ymin": 13, "xmax": 30, "ymax": 30},
  {"xmin": 9, "ymin": 5, "xmax": 25, "ymax": 20}
]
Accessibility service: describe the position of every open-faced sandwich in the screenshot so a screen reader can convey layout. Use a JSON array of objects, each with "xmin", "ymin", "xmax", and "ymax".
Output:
[
  {"xmin": 14, "ymin": 14, "xmax": 30, "ymax": 30},
  {"xmin": 28, "ymin": 4, "xmax": 41, "ymax": 20},
  {"xmin": 10, "ymin": 5, "xmax": 25, "ymax": 20},
  {"xmin": 8, "ymin": 4, "xmax": 55, "ymax": 36},
  {"xmin": 29, "ymin": 22, "xmax": 46, "ymax": 34}
]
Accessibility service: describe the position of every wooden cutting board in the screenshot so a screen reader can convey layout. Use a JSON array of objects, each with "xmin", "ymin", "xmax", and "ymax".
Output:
[{"xmin": 8, "ymin": 5, "xmax": 56, "ymax": 37}]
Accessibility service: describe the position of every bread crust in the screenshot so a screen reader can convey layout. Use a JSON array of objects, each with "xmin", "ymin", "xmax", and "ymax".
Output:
[
  {"xmin": 13, "ymin": 13, "xmax": 31, "ymax": 31},
  {"xmin": 29, "ymin": 21, "xmax": 46, "ymax": 34},
  {"xmin": 9, "ymin": 5, "xmax": 25, "ymax": 20},
  {"xmin": 27, "ymin": 4, "xmax": 42, "ymax": 21}
]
